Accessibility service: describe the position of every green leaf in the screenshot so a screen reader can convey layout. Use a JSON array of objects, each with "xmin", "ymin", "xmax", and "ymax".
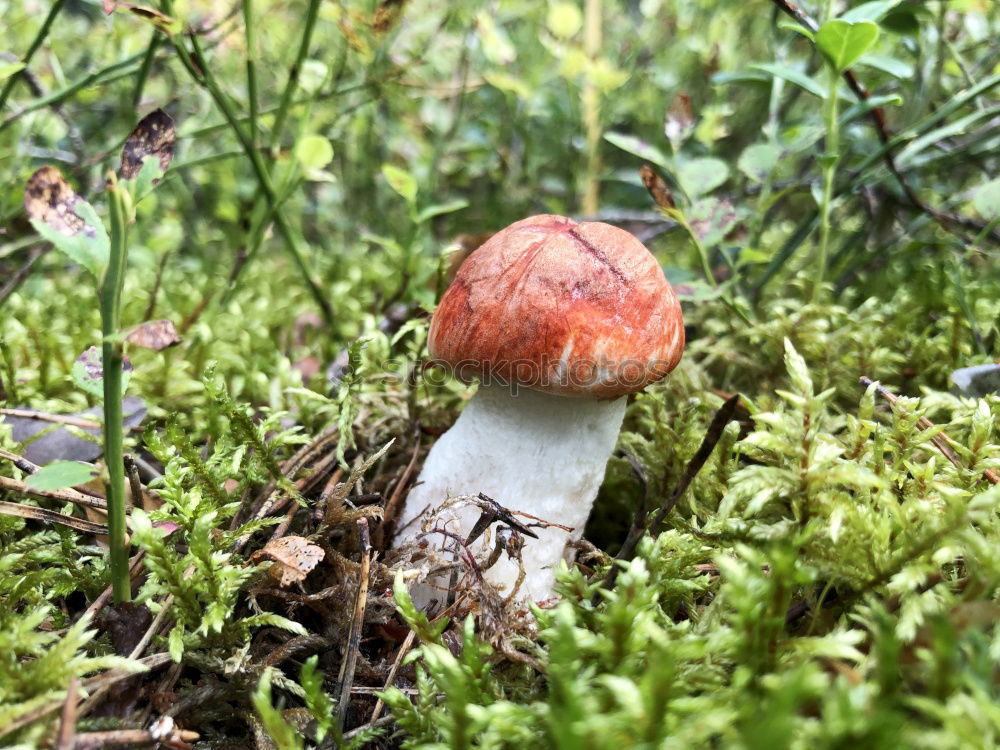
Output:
[
  {"xmin": 167, "ymin": 624, "xmax": 184, "ymax": 662},
  {"xmin": 127, "ymin": 156, "xmax": 167, "ymax": 205},
  {"xmin": 0, "ymin": 61, "xmax": 25, "ymax": 82},
  {"xmin": 476, "ymin": 11, "xmax": 516, "ymax": 65},
  {"xmin": 738, "ymin": 143, "xmax": 782, "ymax": 182},
  {"xmin": 816, "ymin": 20, "xmax": 879, "ymax": 72},
  {"xmin": 972, "ymin": 178, "xmax": 1000, "ymax": 220},
  {"xmin": 416, "ymin": 198, "xmax": 469, "ymax": 223},
  {"xmin": 482, "ymin": 71, "xmax": 532, "ymax": 99},
  {"xmin": 294, "ymin": 134, "xmax": 334, "ymax": 171},
  {"xmin": 547, "ymin": 2, "xmax": 582, "ymax": 38},
  {"xmin": 840, "ymin": 0, "xmax": 901, "ymax": 23},
  {"xmin": 777, "ymin": 20, "xmax": 815, "ymax": 41},
  {"xmin": 382, "ymin": 164, "xmax": 418, "ymax": 204},
  {"xmin": 750, "ymin": 63, "xmax": 825, "ymax": 99},
  {"xmin": 25, "ymin": 461, "xmax": 98, "ymax": 491},
  {"xmin": 858, "ymin": 53, "xmax": 912, "ymax": 78},
  {"xmin": 603, "ymin": 131, "xmax": 671, "ymax": 170},
  {"xmin": 72, "ymin": 346, "xmax": 132, "ymax": 399},
  {"xmin": 252, "ymin": 668, "xmax": 304, "ymax": 750},
  {"xmin": 677, "ymin": 157, "xmax": 729, "ymax": 198}
]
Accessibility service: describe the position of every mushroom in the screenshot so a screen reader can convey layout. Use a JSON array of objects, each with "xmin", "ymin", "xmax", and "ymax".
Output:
[{"xmin": 395, "ymin": 214, "xmax": 684, "ymax": 605}]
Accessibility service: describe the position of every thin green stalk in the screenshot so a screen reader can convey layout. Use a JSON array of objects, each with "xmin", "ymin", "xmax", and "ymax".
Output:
[
  {"xmin": 243, "ymin": 0, "xmax": 259, "ymax": 148},
  {"xmin": 101, "ymin": 184, "xmax": 131, "ymax": 604},
  {"xmin": 166, "ymin": 29, "xmax": 333, "ymax": 322},
  {"xmin": 813, "ymin": 70, "xmax": 840, "ymax": 302},
  {"xmin": 131, "ymin": 31, "xmax": 162, "ymax": 109},
  {"xmin": 0, "ymin": 0, "xmax": 67, "ymax": 112},
  {"xmin": 0, "ymin": 53, "xmax": 145, "ymax": 132},
  {"xmin": 268, "ymin": 0, "xmax": 322, "ymax": 153}
]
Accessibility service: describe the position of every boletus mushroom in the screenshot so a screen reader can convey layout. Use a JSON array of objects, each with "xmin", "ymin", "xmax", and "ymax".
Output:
[{"xmin": 395, "ymin": 214, "xmax": 684, "ymax": 605}]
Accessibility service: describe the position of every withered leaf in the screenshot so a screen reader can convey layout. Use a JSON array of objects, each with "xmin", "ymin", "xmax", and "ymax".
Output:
[
  {"xmin": 639, "ymin": 164, "xmax": 675, "ymax": 210},
  {"xmin": 251, "ymin": 535, "xmax": 325, "ymax": 587},
  {"xmin": 24, "ymin": 166, "xmax": 108, "ymax": 276},
  {"xmin": 688, "ymin": 197, "xmax": 739, "ymax": 248},
  {"xmin": 372, "ymin": 0, "xmax": 407, "ymax": 32},
  {"xmin": 103, "ymin": 2, "xmax": 180, "ymax": 34},
  {"xmin": 120, "ymin": 109, "xmax": 176, "ymax": 180},
  {"xmin": 125, "ymin": 319, "xmax": 181, "ymax": 351},
  {"xmin": 24, "ymin": 166, "xmax": 92, "ymax": 238},
  {"xmin": 664, "ymin": 91, "xmax": 694, "ymax": 151}
]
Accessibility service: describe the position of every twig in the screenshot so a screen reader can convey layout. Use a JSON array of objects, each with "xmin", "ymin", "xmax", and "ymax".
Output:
[
  {"xmin": 369, "ymin": 629, "xmax": 416, "ymax": 723},
  {"xmin": 766, "ymin": 0, "xmax": 994, "ymax": 240},
  {"xmin": 0, "ymin": 246, "xmax": 48, "ymax": 307},
  {"xmin": 78, "ymin": 596, "xmax": 174, "ymax": 718},
  {"xmin": 340, "ymin": 713, "xmax": 396, "ymax": 742},
  {"xmin": 54, "ymin": 676, "xmax": 79, "ymax": 750},
  {"xmin": 860, "ymin": 377, "xmax": 999, "ymax": 485},
  {"xmin": 68, "ymin": 726, "xmax": 199, "ymax": 749},
  {"xmin": 0, "ymin": 408, "xmax": 101, "ymax": 430},
  {"xmin": 80, "ymin": 551, "xmax": 147, "ymax": 624},
  {"xmin": 0, "ymin": 475, "xmax": 115, "ymax": 514},
  {"xmin": 311, "ymin": 466, "xmax": 346, "ymax": 527},
  {"xmin": 375, "ymin": 424, "xmax": 422, "ymax": 549},
  {"xmin": 336, "ymin": 518, "xmax": 372, "ymax": 732},
  {"xmin": 124, "ymin": 454, "xmax": 143, "ymax": 509},
  {"xmin": 0, "ymin": 447, "xmax": 41, "ymax": 474},
  {"xmin": 0, "ymin": 653, "xmax": 171, "ymax": 741},
  {"xmin": 261, "ymin": 633, "xmax": 331, "ymax": 668},
  {"xmin": 600, "ymin": 395, "xmax": 740, "ymax": 595},
  {"xmin": 0, "ymin": 500, "xmax": 108, "ymax": 535}
]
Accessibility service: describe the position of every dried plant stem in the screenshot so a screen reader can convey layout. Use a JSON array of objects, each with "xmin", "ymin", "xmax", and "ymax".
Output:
[
  {"xmin": 0, "ymin": 408, "xmax": 100, "ymax": 430},
  {"xmin": 369, "ymin": 629, "xmax": 416, "ymax": 722},
  {"xmin": 0, "ymin": 475, "xmax": 112, "ymax": 514},
  {"xmin": 600, "ymin": 394, "xmax": 740, "ymax": 596},
  {"xmin": 54, "ymin": 677, "xmax": 78, "ymax": 750},
  {"xmin": 336, "ymin": 518, "xmax": 372, "ymax": 732},
  {"xmin": 860, "ymin": 377, "xmax": 999, "ymax": 485},
  {"xmin": 0, "ymin": 500, "xmax": 107, "ymax": 535}
]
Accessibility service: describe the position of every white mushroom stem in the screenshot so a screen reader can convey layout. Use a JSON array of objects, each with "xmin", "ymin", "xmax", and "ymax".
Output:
[{"xmin": 394, "ymin": 382, "xmax": 627, "ymax": 605}]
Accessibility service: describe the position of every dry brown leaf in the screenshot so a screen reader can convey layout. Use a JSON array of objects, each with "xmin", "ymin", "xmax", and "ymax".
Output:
[
  {"xmin": 664, "ymin": 92, "xmax": 694, "ymax": 151},
  {"xmin": 251, "ymin": 535, "xmax": 325, "ymax": 587},
  {"xmin": 23, "ymin": 166, "xmax": 91, "ymax": 238},
  {"xmin": 125, "ymin": 319, "xmax": 181, "ymax": 351},
  {"xmin": 103, "ymin": 3, "xmax": 180, "ymax": 34},
  {"xmin": 639, "ymin": 164, "xmax": 675, "ymax": 210},
  {"xmin": 120, "ymin": 109, "xmax": 176, "ymax": 180},
  {"xmin": 372, "ymin": 0, "xmax": 407, "ymax": 32}
]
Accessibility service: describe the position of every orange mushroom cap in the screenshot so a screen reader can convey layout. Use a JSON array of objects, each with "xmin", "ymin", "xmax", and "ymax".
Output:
[{"xmin": 429, "ymin": 214, "xmax": 685, "ymax": 399}]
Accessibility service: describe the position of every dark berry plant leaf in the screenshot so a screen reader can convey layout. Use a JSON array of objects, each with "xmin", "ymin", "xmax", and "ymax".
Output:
[
  {"xmin": 72, "ymin": 346, "xmax": 132, "ymax": 399},
  {"xmin": 7, "ymin": 397, "xmax": 147, "ymax": 465},
  {"xmin": 120, "ymin": 108, "xmax": 176, "ymax": 181},
  {"xmin": 23, "ymin": 167, "xmax": 109, "ymax": 277}
]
